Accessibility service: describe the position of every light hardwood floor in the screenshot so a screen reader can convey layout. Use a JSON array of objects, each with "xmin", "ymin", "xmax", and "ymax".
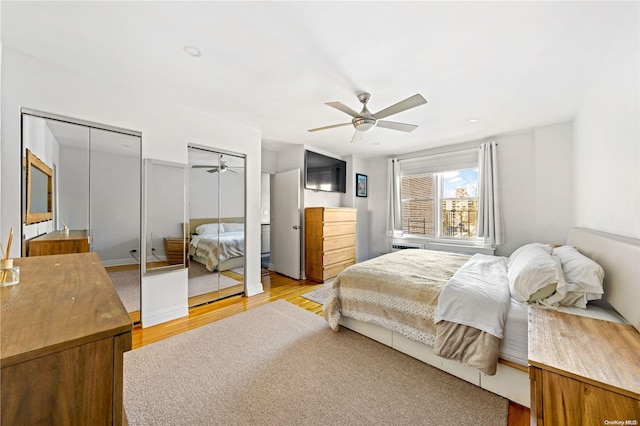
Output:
[{"xmin": 131, "ymin": 270, "xmax": 529, "ymax": 426}]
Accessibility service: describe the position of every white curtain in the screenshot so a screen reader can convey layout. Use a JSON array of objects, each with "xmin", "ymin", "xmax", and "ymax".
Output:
[
  {"xmin": 387, "ymin": 158, "xmax": 403, "ymax": 237},
  {"xmin": 477, "ymin": 141, "xmax": 505, "ymax": 245}
]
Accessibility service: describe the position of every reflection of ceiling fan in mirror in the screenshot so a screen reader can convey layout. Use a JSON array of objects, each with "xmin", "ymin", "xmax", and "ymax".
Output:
[
  {"xmin": 308, "ymin": 92, "xmax": 427, "ymax": 143},
  {"xmin": 192, "ymin": 159, "xmax": 240, "ymax": 173}
]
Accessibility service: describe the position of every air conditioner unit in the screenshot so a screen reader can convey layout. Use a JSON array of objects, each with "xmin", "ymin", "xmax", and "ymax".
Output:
[{"xmin": 390, "ymin": 242, "xmax": 425, "ymax": 252}]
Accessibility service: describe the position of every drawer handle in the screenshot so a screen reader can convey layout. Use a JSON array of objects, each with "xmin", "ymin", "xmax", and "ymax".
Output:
[{"xmin": 292, "ymin": 225, "xmax": 300, "ymax": 230}]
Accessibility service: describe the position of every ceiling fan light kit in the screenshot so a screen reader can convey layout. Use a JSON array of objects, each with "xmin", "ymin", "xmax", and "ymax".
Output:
[
  {"xmin": 352, "ymin": 117, "xmax": 376, "ymax": 132},
  {"xmin": 308, "ymin": 92, "xmax": 427, "ymax": 142}
]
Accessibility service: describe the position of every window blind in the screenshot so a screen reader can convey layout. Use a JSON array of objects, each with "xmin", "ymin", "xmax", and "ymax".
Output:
[{"xmin": 398, "ymin": 148, "xmax": 478, "ymax": 176}]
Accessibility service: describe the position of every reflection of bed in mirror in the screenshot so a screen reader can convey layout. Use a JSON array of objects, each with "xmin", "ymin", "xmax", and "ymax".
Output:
[{"xmin": 188, "ymin": 218, "xmax": 244, "ymax": 272}]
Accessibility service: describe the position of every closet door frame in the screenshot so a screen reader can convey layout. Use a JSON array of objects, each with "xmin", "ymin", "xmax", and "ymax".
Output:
[{"xmin": 187, "ymin": 144, "xmax": 246, "ymax": 305}]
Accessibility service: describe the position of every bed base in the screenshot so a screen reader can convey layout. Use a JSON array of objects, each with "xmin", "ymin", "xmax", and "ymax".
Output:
[
  {"xmin": 191, "ymin": 254, "xmax": 244, "ymax": 272},
  {"xmin": 339, "ymin": 316, "xmax": 530, "ymax": 407}
]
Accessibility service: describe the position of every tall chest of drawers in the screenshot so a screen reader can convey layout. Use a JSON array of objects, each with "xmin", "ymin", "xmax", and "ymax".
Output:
[{"xmin": 305, "ymin": 207, "xmax": 357, "ymax": 282}]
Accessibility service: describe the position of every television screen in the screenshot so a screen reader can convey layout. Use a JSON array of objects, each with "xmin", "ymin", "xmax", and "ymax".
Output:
[{"xmin": 304, "ymin": 150, "xmax": 346, "ymax": 193}]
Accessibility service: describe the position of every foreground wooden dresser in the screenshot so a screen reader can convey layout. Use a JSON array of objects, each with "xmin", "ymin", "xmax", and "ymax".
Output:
[
  {"xmin": 28, "ymin": 229, "xmax": 90, "ymax": 256},
  {"xmin": 305, "ymin": 207, "xmax": 356, "ymax": 282},
  {"xmin": 1, "ymin": 252, "xmax": 132, "ymax": 425},
  {"xmin": 528, "ymin": 307, "xmax": 640, "ymax": 425}
]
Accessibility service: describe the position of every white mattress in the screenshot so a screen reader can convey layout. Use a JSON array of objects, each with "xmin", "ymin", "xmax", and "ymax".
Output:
[
  {"xmin": 499, "ymin": 299, "xmax": 529, "ymax": 366},
  {"xmin": 498, "ymin": 299, "xmax": 627, "ymax": 366}
]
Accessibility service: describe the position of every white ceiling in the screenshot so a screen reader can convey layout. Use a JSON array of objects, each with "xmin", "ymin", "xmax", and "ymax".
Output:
[{"xmin": 2, "ymin": 1, "xmax": 637, "ymax": 159}]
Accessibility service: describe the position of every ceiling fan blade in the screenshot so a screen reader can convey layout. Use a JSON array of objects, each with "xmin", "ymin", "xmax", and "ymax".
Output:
[
  {"xmin": 376, "ymin": 120, "xmax": 419, "ymax": 132},
  {"xmin": 206, "ymin": 168, "xmax": 219, "ymax": 173},
  {"xmin": 326, "ymin": 102, "xmax": 361, "ymax": 118},
  {"xmin": 373, "ymin": 94, "xmax": 427, "ymax": 120},
  {"xmin": 308, "ymin": 122, "xmax": 352, "ymax": 132},
  {"xmin": 351, "ymin": 130, "xmax": 363, "ymax": 144},
  {"xmin": 192, "ymin": 165, "xmax": 217, "ymax": 168}
]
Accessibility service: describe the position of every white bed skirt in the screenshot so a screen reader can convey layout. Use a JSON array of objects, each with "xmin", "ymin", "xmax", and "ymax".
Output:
[{"xmin": 338, "ymin": 316, "xmax": 531, "ymax": 407}]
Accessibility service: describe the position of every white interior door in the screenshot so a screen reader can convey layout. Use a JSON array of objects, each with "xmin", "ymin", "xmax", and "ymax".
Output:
[{"xmin": 273, "ymin": 169, "xmax": 301, "ymax": 279}]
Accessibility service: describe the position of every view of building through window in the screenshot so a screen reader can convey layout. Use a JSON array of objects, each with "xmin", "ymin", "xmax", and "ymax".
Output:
[{"xmin": 400, "ymin": 169, "xmax": 478, "ymax": 238}]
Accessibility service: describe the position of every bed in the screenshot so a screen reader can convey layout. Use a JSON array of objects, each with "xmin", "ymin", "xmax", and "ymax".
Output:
[
  {"xmin": 323, "ymin": 227, "xmax": 639, "ymax": 407},
  {"xmin": 188, "ymin": 218, "xmax": 245, "ymax": 272}
]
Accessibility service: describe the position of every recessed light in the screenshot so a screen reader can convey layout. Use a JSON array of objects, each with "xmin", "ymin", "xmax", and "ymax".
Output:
[
  {"xmin": 184, "ymin": 46, "xmax": 201, "ymax": 57},
  {"xmin": 468, "ymin": 119, "xmax": 478, "ymax": 124}
]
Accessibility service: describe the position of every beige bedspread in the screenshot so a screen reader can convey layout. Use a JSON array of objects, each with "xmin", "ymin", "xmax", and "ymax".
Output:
[
  {"xmin": 189, "ymin": 232, "xmax": 244, "ymax": 272},
  {"xmin": 434, "ymin": 322, "xmax": 501, "ymax": 375},
  {"xmin": 323, "ymin": 249, "xmax": 470, "ymax": 347}
]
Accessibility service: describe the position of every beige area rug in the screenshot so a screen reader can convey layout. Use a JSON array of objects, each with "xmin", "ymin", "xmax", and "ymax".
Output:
[
  {"xmin": 301, "ymin": 279, "xmax": 334, "ymax": 305},
  {"xmin": 123, "ymin": 300, "xmax": 508, "ymax": 425},
  {"xmin": 108, "ymin": 269, "xmax": 141, "ymax": 313},
  {"xmin": 188, "ymin": 261, "xmax": 243, "ymax": 297}
]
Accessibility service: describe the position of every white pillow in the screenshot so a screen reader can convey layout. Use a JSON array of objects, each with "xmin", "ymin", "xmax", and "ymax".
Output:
[
  {"xmin": 507, "ymin": 244, "xmax": 566, "ymax": 303},
  {"xmin": 552, "ymin": 245, "xmax": 604, "ymax": 307},
  {"xmin": 195, "ymin": 223, "xmax": 223, "ymax": 235},
  {"xmin": 557, "ymin": 291, "xmax": 603, "ymax": 309},
  {"xmin": 507, "ymin": 243, "xmax": 552, "ymax": 268},
  {"xmin": 222, "ymin": 222, "xmax": 244, "ymax": 233}
]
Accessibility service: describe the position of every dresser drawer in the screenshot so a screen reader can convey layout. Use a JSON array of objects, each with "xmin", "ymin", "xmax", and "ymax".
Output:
[
  {"xmin": 323, "ymin": 222, "xmax": 356, "ymax": 237},
  {"xmin": 324, "ymin": 234, "xmax": 355, "ymax": 251},
  {"xmin": 324, "ymin": 246, "xmax": 355, "ymax": 265},
  {"xmin": 323, "ymin": 259, "xmax": 355, "ymax": 281},
  {"xmin": 323, "ymin": 208, "xmax": 357, "ymax": 223}
]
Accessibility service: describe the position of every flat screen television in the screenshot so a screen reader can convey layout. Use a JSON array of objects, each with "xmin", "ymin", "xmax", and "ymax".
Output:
[{"xmin": 304, "ymin": 150, "xmax": 346, "ymax": 193}]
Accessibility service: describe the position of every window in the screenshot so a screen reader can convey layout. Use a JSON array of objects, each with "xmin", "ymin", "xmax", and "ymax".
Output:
[{"xmin": 400, "ymin": 167, "xmax": 478, "ymax": 239}]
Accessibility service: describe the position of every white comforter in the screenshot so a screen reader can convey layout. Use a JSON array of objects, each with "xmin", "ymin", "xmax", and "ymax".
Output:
[{"xmin": 434, "ymin": 254, "xmax": 510, "ymax": 339}]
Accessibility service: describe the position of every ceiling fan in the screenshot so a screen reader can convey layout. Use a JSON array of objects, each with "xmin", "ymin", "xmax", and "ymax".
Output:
[
  {"xmin": 308, "ymin": 92, "xmax": 427, "ymax": 143},
  {"xmin": 191, "ymin": 159, "xmax": 239, "ymax": 173}
]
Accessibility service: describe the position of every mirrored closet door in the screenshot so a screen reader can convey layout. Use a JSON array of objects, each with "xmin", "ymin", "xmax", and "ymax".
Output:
[
  {"xmin": 187, "ymin": 146, "xmax": 245, "ymax": 307},
  {"xmin": 21, "ymin": 110, "xmax": 142, "ymax": 321}
]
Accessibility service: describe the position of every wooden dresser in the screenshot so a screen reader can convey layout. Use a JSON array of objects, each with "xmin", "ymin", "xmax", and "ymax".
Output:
[
  {"xmin": 1, "ymin": 253, "xmax": 132, "ymax": 425},
  {"xmin": 28, "ymin": 229, "xmax": 90, "ymax": 256},
  {"xmin": 305, "ymin": 207, "xmax": 356, "ymax": 282},
  {"xmin": 528, "ymin": 307, "xmax": 640, "ymax": 425}
]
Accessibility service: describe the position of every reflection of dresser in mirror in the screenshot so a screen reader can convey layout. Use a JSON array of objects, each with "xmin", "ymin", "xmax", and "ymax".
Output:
[{"xmin": 28, "ymin": 230, "xmax": 90, "ymax": 256}]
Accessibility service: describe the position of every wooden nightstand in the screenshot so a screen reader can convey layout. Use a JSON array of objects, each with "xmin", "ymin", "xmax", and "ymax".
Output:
[
  {"xmin": 528, "ymin": 307, "xmax": 640, "ymax": 425},
  {"xmin": 163, "ymin": 237, "xmax": 189, "ymax": 266}
]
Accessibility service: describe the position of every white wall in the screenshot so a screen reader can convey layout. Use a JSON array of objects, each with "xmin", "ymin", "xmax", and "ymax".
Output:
[
  {"xmin": 148, "ymin": 162, "xmax": 184, "ymax": 260},
  {"xmin": 261, "ymin": 148, "xmax": 278, "ymax": 173},
  {"xmin": 189, "ymin": 166, "xmax": 245, "ymax": 219},
  {"xmin": 363, "ymin": 122, "xmax": 575, "ymax": 258},
  {"xmin": 349, "ymin": 155, "xmax": 370, "ymax": 263},
  {"xmin": 0, "ymin": 48, "xmax": 263, "ymax": 327},
  {"xmin": 58, "ymin": 146, "xmax": 89, "ymax": 231},
  {"xmin": 362, "ymin": 156, "xmax": 389, "ymax": 258},
  {"xmin": 498, "ymin": 124, "xmax": 574, "ymax": 256},
  {"xmin": 574, "ymin": 10, "xmax": 640, "ymax": 239}
]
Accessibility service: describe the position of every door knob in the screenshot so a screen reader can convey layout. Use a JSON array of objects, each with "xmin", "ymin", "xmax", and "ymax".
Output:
[{"xmin": 292, "ymin": 225, "xmax": 300, "ymax": 230}]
